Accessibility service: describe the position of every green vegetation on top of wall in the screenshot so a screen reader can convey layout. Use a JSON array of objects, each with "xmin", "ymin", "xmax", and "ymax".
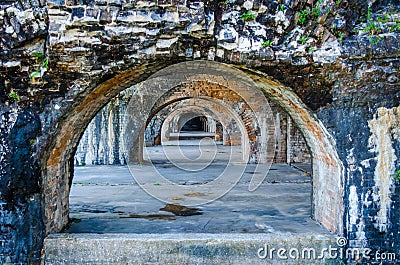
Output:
[
  {"xmin": 262, "ymin": 40, "xmax": 273, "ymax": 47},
  {"xmin": 240, "ymin": 10, "xmax": 256, "ymax": 21},
  {"xmin": 30, "ymin": 52, "xmax": 48, "ymax": 82},
  {"xmin": 393, "ymin": 169, "xmax": 400, "ymax": 181},
  {"xmin": 357, "ymin": 6, "xmax": 400, "ymax": 45},
  {"xmin": 9, "ymin": 91, "xmax": 20, "ymax": 101},
  {"xmin": 298, "ymin": 35, "xmax": 308, "ymax": 44},
  {"xmin": 297, "ymin": 0, "xmax": 323, "ymax": 25}
]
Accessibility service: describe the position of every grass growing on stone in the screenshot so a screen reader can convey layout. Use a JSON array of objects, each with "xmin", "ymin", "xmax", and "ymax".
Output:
[
  {"xmin": 30, "ymin": 52, "xmax": 48, "ymax": 82},
  {"xmin": 393, "ymin": 169, "xmax": 400, "ymax": 180},
  {"xmin": 338, "ymin": 32, "xmax": 344, "ymax": 44},
  {"xmin": 297, "ymin": 0, "xmax": 323, "ymax": 25},
  {"xmin": 298, "ymin": 35, "xmax": 308, "ymax": 44},
  {"xmin": 240, "ymin": 10, "xmax": 256, "ymax": 21},
  {"xmin": 262, "ymin": 40, "xmax": 273, "ymax": 47},
  {"xmin": 9, "ymin": 91, "xmax": 20, "ymax": 101},
  {"xmin": 358, "ymin": 7, "xmax": 400, "ymax": 45},
  {"xmin": 298, "ymin": 9, "xmax": 309, "ymax": 25}
]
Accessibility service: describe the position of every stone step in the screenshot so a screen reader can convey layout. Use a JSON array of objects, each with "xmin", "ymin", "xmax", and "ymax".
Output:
[{"xmin": 42, "ymin": 233, "xmax": 339, "ymax": 265}]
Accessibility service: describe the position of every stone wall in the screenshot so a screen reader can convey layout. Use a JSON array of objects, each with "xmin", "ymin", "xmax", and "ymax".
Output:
[
  {"xmin": 1, "ymin": 1, "xmax": 48, "ymax": 263},
  {"xmin": 273, "ymin": 111, "xmax": 312, "ymax": 164},
  {"xmin": 1, "ymin": 0, "xmax": 400, "ymax": 264},
  {"xmin": 288, "ymin": 117, "xmax": 312, "ymax": 164},
  {"xmin": 75, "ymin": 95, "xmax": 129, "ymax": 165}
]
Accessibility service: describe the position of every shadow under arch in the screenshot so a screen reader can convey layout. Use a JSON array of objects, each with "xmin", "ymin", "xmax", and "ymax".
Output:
[{"xmin": 43, "ymin": 60, "xmax": 344, "ymax": 235}]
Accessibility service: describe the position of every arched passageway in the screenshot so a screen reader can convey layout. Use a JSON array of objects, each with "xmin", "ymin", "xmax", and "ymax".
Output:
[
  {"xmin": 44, "ymin": 61, "xmax": 343, "ymax": 235},
  {"xmin": 180, "ymin": 116, "xmax": 205, "ymax": 132},
  {"xmin": 149, "ymin": 97, "xmax": 249, "ymax": 161}
]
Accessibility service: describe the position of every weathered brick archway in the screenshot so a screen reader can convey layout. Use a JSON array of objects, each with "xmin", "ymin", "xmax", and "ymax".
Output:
[
  {"xmin": 141, "ymin": 94, "xmax": 257, "ymax": 163},
  {"xmin": 159, "ymin": 99, "xmax": 245, "ymax": 145},
  {"xmin": 130, "ymin": 94, "xmax": 253, "ymax": 163},
  {"xmin": 44, "ymin": 61, "xmax": 344, "ymax": 235},
  {"xmin": 123, "ymin": 77, "xmax": 271, "ymax": 164},
  {"xmin": 157, "ymin": 98, "xmax": 249, "ymax": 159}
]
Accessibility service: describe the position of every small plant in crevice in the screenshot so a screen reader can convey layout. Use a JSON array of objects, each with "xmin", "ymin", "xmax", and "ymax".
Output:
[
  {"xmin": 336, "ymin": 0, "xmax": 341, "ymax": 6},
  {"xmin": 338, "ymin": 32, "xmax": 344, "ymax": 44},
  {"xmin": 363, "ymin": 20, "xmax": 380, "ymax": 35},
  {"xmin": 393, "ymin": 169, "xmax": 400, "ymax": 181},
  {"xmin": 8, "ymin": 90, "xmax": 21, "ymax": 101},
  {"xmin": 356, "ymin": 7, "xmax": 400, "ymax": 46},
  {"xmin": 262, "ymin": 40, "xmax": 273, "ymax": 47},
  {"xmin": 297, "ymin": 0, "xmax": 322, "ymax": 25},
  {"xmin": 369, "ymin": 36, "xmax": 383, "ymax": 45},
  {"xmin": 280, "ymin": 4, "xmax": 285, "ymax": 12},
  {"xmin": 9, "ymin": 91, "xmax": 20, "ymax": 101},
  {"xmin": 298, "ymin": 35, "xmax": 308, "ymax": 44},
  {"xmin": 308, "ymin": 46, "xmax": 316, "ymax": 52},
  {"xmin": 30, "ymin": 52, "xmax": 48, "ymax": 82},
  {"xmin": 311, "ymin": 6, "xmax": 320, "ymax": 18},
  {"xmin": 240, "ymin": 10, "xmax": 256, "ymax": 21},
  {"xmin": 298, "ymin": 9, "xmax": 309, "ymax": 25}
]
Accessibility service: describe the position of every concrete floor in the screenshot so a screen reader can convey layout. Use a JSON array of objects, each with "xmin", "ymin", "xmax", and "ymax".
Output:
[{"xmin": 68, "ymin": 140, "xmax": 329, "ymax": 236}]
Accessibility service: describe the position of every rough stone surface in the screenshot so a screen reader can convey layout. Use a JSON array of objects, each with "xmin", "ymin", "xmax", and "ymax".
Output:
[
  {"xmin": 0, "ymin": 0, "xmax": 399, "ymax": 264},
  {"xmin": 75, "ymin": 95, "xmax": 129, "ymax": 165},
  {"xmin": 42, "ymin": 233, "xmax": 337, "ymax": 265}
]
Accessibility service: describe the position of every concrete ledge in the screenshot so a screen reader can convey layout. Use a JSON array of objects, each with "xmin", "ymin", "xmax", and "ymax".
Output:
[{"xmin": 42, "ymin": 233, "xmax": 338, "ymax": 265}]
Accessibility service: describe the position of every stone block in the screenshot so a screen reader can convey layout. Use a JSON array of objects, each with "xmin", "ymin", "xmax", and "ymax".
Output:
[
  {"xmin": 47, "ymin": 0, "xmax": 64, "ymax": 6},
  {"xmin": 71, "ymin": 7, "xmax": 85, "ymax": 20},
  {"xmin": 43, "ymin": 233, "xmax": 337, "ymax": 265},
  {"xmin": 341, "ymin": 37, "xmax": 361, "ymax": 58}
]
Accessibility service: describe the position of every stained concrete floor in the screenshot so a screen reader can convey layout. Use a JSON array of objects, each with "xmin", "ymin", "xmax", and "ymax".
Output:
[{"xmin": 68, "ymin": 140, "xmax": 329, "ymax": 236}]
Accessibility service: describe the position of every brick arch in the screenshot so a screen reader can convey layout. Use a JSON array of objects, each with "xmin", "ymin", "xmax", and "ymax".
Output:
[
  {"xmin": 125, "ymin": 80, "xmax": 261, "ymax": 163},
  {"xmin": 243, "ymin": 68, "xmax": 345, "ymax": 234},
  {"xmin": 135, "ymin": 91, "xmax": 259, "ymax": 163},
  {"xmin": 151, "ymin": 98, "xmax": 250, "ymax": 161},
  {"xmin": 43, "ymin": 63, "xmax": 171, "ymax": 233},
  {"xmin": 153, "ymin": 100, "xmax": 239, "ymax": 142},
  {"xmin": 168, "ymin": 109, "xmax": 214, "ymax": 134},
  {"xmin": 43, "ymin": 60, "xmax": 343, "ymax": 235}
]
